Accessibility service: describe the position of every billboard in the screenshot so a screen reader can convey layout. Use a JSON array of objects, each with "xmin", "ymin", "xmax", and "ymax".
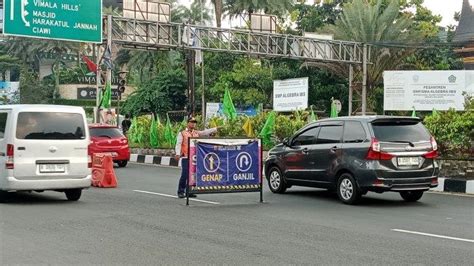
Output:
[
  {"xmin": 384, "ymin": 71, "xmax": 474, "ymax": 111},
  {"xmin": 273, "ymin": 77, "xmax": 309, "ymax": 112}
]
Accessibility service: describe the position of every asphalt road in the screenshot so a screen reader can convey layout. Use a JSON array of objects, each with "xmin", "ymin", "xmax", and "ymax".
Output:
[{"xmin": 1, "ymin": 163, "xmax": 473, "ymax": 265}]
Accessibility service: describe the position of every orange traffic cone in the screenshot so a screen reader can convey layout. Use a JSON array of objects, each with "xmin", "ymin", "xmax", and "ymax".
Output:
[{"xmin": 101, "ymin": 155, "xmax": 118, "ymax": 188}]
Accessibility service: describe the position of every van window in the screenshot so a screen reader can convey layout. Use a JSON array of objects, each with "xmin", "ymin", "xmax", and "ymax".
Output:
[
  {"xmin": 0, "ymin": 113, "xmax": 7, "ymax": 139},
  {"xmin": 316, "ymin": 125, "xmax": 343, "ymax": 144},
  {"xmin": 292, "ymin": 127, "xmax": 320, "ymax": 146},
  {"xmin": 371, "ymin": 121, "xmax": 430, "ymax": 142},
  {"xmin": 16, "ymin": 112, "xmax": 86, "ymax": 140},
  {"xmin": 90, "ymin": 127, "xmax": 123, "ymax": 138},
  {"xmin": 343, "ymin": 121, "xmax": 366, "ymax": 143}
]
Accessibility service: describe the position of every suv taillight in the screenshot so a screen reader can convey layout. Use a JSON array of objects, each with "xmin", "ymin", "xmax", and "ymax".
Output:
[
  {"xmin": 6, "ymin": 144, "xmax": 14, "ymax": 169},
  {"xmin": 423, "ymin": 136, "xmax": 438, "ymax": 159},
  {"xmin": 366, "ymin": 138, "xmax": 394, "ymax": 160}
]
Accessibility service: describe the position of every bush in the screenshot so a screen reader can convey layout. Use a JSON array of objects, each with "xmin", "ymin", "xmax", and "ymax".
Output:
[
  {"xmin": 128, "ymin": 111, "xmax": 313, "ymax": 150},
  {"xmin": 424, "ymin": 108, "xmax": 473, "ymax": 159}
]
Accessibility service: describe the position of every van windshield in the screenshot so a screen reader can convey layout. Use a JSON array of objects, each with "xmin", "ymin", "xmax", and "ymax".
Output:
[
  {"xmin": 371, "ymin": 121, "xmax": 430, "ymax": 143},
  {"xmin": 16, "ymin": 112, "xmax": 86, "ymax": 140}
]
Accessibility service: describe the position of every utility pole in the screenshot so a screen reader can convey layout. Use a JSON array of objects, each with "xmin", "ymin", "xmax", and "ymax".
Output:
[
  {"xmin": 348, "ymin": 64, "xmax": 353, "ymax": 116},
  {"xmin": 186, "ymin": 49, "xmax": 196, "ymax": 115},
  {"xmin": 361, "ymin": 43, "xmax": 367, "ymax": 116},
  {"xmin": 200, "ymin": 0, "xmax": 206, "ymax": 121}
]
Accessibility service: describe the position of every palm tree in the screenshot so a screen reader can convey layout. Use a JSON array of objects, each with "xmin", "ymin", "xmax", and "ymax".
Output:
[
  {"xmin": 224, "ymin": 0, "xmax": 294, "ymax": 20},
  {"xmin": 211, "ymin": 0, "xmax": 224, "ymax": 28},
  {"xmin": 312, "ymin": 0, "xmax": 420, "ymax": 89},
  {"xmin": 173, "ymin": 0, "xmax": 213, "ymax": 24},
  {"xmin": 3, "ymin": 37, "xmax": 79, "ymax": 66}
]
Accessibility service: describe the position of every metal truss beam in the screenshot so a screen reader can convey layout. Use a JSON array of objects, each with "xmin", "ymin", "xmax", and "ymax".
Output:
[{"xmin": 105, "ymin": 16, "xmax": 366, "ymax": 65}]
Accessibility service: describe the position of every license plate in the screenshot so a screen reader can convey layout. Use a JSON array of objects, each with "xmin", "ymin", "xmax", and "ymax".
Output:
[
  {"xmin": 397, "ymin": 157, "xmax": 419, "ymax": 166},
  {"xmin": 39, "ymin": 164, "xmax": 66, "ymax": 173}
]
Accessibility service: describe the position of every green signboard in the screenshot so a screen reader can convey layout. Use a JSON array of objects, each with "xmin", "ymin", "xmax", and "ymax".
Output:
[{"xmin": 2, "ymin": 0, "xmax": 102, "ymax": 43}]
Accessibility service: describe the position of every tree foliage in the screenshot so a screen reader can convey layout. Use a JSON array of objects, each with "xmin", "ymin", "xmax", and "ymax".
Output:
[{"xmin": 121, "ymin": 68, "xmax": 187, "ymax": 117}]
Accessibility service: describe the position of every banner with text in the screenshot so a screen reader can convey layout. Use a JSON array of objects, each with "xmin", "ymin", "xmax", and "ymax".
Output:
[
  {"xmin": 273, "ymin": 77, "xmax": 309, "ymax": 112},
  {"xmin": 383, "ymin": 70, "xmax": 474, "ymax": 111},
  {"xmin": 188, "ymin": 139, "xmax": 262, "ymax": 193}
]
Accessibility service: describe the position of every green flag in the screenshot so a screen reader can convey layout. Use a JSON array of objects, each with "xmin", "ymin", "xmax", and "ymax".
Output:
[
  {"xmin": 330, "ymin": 100, "xmax": 338, "ymax": 118},
  {"xmin": 100, "ymin": 82, "xmax": 112, "ymax": 108},
  {"xmin": 164, "ymin": 114, "xmax": 175, "ymax": 147},
  {"xmin": 129, "ymin": 116, "xmax": 138, "ymax": 143},
  {"xmin": 150, "ymin": 115, "xmax": 159, "ymax": 148},
  {"xmin": 156, "ymin": 115, "xmax": 162, "ymax": 126},
  {"xmin": 258, "ymin": 112, "xmax": 276, "ymax": 146},
  {"xmin": 411, "ymin": 107, "xmax": 417, "ymax": 118},
  {"xmin": 223, "ymin": 88, "xmax": 237, "ymax": 120},
  {"xmin": 309, "ymin": 108, "xmax": 318, "ymax": 123}
]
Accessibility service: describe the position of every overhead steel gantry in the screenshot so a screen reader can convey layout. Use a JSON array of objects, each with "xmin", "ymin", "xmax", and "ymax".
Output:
[{"xmin": 101, "ymin": 15, "xmax": 370, "ymax": 115}]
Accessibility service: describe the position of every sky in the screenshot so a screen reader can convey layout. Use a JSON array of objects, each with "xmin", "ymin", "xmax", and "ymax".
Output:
[
  {"xmin": 178, "ymin": 0, "xmax": 471, "ymax": 28},
  {"xmin": 423, "ymin": 0, "xmax": 469, "ymax": 26}
]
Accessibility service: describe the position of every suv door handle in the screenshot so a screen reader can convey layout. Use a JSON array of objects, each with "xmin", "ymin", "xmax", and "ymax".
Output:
[
  {"xmin": 302, "ymin": 148, "xmax": 309, "ymax": 154},
  {"xmin": 329, "ymin": 146, "xmax": 338, "ymax": 154}
]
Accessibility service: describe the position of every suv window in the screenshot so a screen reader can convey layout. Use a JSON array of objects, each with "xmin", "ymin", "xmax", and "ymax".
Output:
[
  {"xmin": 292, "ymin": 127, "xmax": 320, "ymax": 146},
  {"xmin": 343, "ymin": 121, "xmax": 366, "ymax": 143},
  {"xmin": 16, "ymin": 112, "xmax": 86, "ymax": 140},
  {"xmin": 371, "ymin": 121, "xmax": 430, "ymax": 142},
  {"xmin": 316, "ymin": 125, "xmax": 343, "ymax": 144},
  {"xmin": 90, "ymin": 127, "xmax": 123, "ymax": 138},
  {"xmin": 0, "ymin": 113, "xmax": 7, "ymax": 139}
]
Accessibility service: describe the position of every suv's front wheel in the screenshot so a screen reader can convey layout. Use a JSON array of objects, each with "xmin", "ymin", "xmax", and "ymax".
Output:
[
  {"xmin": 400, "ymin": 191, "xmax": 424, "ymax": 202},
  {"xmin": 267, "ymin": 166, "xmax": 287, "ymax": 194},
  {"xmin": 337, "ymin": 173, "xmax": 362, "ymax": 205}
]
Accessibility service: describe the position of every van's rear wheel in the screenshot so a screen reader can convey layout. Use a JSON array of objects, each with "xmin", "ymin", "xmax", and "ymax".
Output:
[
  {"xmin": 117, "ymin": 160, "xmax": 128, "ymax": 168},
  {"xmin": 400, "ymin": 191, "xmax": 423, "ymax": 202},
  {"xmin": 0, "ymin": 191, "xmax": 14, "ymax": 203},
  {"xmin": 65, "ymin": 189, "xmax": 82, "ymax": 201},
  {"xmin": 337, "ymin": 173, "xmax": 362, "ymax": 205}
]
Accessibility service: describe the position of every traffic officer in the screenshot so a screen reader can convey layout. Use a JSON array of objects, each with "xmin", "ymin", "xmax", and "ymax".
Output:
[{"xmin": 175, "ymin": 117, "xmax": 218, "ymax": 198}]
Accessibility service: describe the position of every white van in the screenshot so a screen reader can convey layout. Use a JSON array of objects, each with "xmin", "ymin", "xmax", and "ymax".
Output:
[{"xmin": 0, "ymin": 105, "xmax": 91, "ymax": 201}]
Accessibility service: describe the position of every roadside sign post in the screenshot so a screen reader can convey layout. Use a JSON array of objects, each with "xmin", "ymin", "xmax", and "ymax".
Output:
[
  {"xmin": 187, "ymin": 138, "xmax": 263, "ymax": 206},
  {"xmin": 2, "ymin": 0, "xmax": 102, "ymax": 43}
]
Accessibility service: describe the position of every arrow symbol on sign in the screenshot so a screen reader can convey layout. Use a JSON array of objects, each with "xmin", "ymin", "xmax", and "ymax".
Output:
[
  {"xmin": 240, "ymin": 155, "xmax": 249, "ymax": 168},
  {"xmin": 209, "ymin": 156, "xmax": 214, "ymax": 171}
]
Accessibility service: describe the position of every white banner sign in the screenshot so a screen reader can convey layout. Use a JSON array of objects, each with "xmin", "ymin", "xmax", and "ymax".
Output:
[
  {"xmin": 273, "ymin": 77, "xmax": 309, "ymax": 112},
  {"xmin": 384, "ymin": 71, "xmax": 474, "ymax": 111}
]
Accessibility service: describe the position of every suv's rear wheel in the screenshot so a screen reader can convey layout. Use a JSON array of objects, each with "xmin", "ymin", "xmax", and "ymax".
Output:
[
  {"xmin": 337, "ymin": 173, "xmax": 362, "ymax": 205},
  {"xmin": 65, "ymin": 189, "xmax": 82, "ymax": 201},
  {"xmin": 400, "ymin": 191, "xmax": 423, "ymax": 202},
  {"xmin": 267, "ymin": 166, "xmax": 287, "ymax": 194}
]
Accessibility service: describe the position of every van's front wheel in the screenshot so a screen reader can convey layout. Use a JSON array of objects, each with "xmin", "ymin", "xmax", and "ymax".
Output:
[{"xmin": 65, "ymin": 189, "xmax": 82, "ymax": 201}]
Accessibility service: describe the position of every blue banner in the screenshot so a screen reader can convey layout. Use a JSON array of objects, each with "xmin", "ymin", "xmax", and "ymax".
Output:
[{"xmin": 196, "ymin": 141, "xmax": 260, "ymax": 188}]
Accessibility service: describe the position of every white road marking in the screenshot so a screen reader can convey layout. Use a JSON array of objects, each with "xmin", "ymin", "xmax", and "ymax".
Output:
[
  {"xmin": 133, "ymin": 190, "xmax": 220, "ymax": 205},
  {"xmin": 391, "ymin": 229, "xmax": 474, "ymax": 243}
]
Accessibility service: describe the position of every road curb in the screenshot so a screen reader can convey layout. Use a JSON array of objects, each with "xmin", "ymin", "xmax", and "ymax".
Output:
[
  {"xmin": 431, "ymin": 177, "xmax": 474, "ymax": 194},
  {"xmin": 130, "ymin": 154, "xmax": 474, "ymax": 194},
  {"xmin": 130, "ymin": 154, "xmax": 181, "ymax": 167}
]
